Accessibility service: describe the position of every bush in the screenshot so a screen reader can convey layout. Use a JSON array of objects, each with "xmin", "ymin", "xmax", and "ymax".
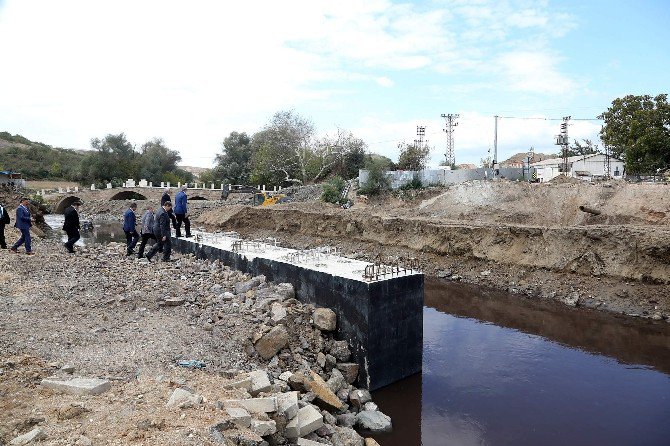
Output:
[
  {"xmin": 359, "ymin": 159, "xmax": 390, "ymax": 195},
  {"xmin": 322, "ymin": 175, "xmax": 347, "ymax": 205},
  {"xmin": 399, "ymin": 175, "xmax": 423, "ymax": 190}
]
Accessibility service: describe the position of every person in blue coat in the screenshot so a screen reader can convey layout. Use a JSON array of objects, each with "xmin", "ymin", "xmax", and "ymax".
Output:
[
  {"xmin": 173, "ymin": 185, "xmax": 192, "ymax": 238},
  {"xmin": 10, "ymin": 197, "xmax": 34, "ymax": 255},
  {"xmin": 123, "ymin": 202, "xmax": 139, "ymax": 256}
]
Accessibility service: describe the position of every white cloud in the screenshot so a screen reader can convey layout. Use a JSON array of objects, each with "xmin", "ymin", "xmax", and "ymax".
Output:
[{"xmin": 0, "ymin": 0, "xmax": 583, "ymax": 168}]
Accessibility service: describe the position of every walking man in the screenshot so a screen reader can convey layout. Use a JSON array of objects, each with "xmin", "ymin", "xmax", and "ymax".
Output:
[
  {"xmin": 161, "ymin": 187, "xmax": 177, "ymax": 231},
  {"xmin": 174, "ymin": 185, "xmax": 192, "ymax": 238},
  {"xmin": 137, "ymin": 205, "xmax": 156, "ymax": 259},
  {"xmin": 146, "ymin": 201, "xmax": 172, "ymax": 262},
  {"xmin": 0, "ymin": 201, "xmax": 10, "ymax": 249},
  {"xmin": 63, "ymin": 200, "xmax": 82, "ymax": 253},
  {"xmin": 10, "ymin": 197, "xmax": 33, "ymax": 255},
  {"xmin": 123, "ymin": 202, "xmax": 140, "ymax": 256}
]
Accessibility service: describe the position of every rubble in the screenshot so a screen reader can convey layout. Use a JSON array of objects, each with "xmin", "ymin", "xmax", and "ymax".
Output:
[{"xmin": 40, "ymin": 377, "xmax": 111, "ymax": 395}]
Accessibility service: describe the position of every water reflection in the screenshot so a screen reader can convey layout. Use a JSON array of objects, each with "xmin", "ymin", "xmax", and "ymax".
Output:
[
  {"xmin": 44, "ymin": 214, "xmax": 126, "ymax": 245},
  {"xmin": 373, "ymin": 279, "xmax": 670, "ymax": 446}
]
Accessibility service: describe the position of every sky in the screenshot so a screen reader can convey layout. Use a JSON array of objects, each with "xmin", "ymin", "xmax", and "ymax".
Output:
[{"xmin": 0, "ymin": 0, "xmax": 668, "ymax": 168}]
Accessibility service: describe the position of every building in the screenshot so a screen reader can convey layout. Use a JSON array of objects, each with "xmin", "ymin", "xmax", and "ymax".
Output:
[
  {"xmin": 530, "ymin": 154, "xmax": 624, "ymax": 182},
  {"xmin": 0, "ymin": 171, "xmax": 25, "ymax": 188}
]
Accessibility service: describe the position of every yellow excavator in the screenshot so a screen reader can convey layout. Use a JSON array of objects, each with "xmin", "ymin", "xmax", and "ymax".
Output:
[{"xmin": 253, "ymin": 191, "xmax": 288, "ymax": 206}]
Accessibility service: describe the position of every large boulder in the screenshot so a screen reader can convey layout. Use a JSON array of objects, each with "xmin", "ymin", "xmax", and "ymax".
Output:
[
  {"xmin": 254, "ymin": 325, "xmax": 289, "ymax": 360},
  {"xmin": 313, "ymin": 308, "xmax": 337, "ymax": 331},
  {"xmin": 307, "ymin": 371, "xmax": 346, "ymax": 412}
]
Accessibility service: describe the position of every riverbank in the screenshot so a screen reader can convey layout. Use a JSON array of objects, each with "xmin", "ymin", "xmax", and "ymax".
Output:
[{"xmin": 0, "ymin": 237, "xmax": 389, "ymax": 445}]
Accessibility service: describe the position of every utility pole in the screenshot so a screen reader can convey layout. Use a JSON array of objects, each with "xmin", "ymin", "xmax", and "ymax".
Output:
[
  {"xmin": 414, "ymin": 126, "xmax": 426, "ymax": 149},
  {"xmin": 493, "ymin": 115, "xmax": 499, "ymax": 171},
  {"xmin": 555, "ymin": 116, "xmax": 571, "ymax": 176},
  {"xmin": 441, "ymin": 113, "xmax": 459, "ymax": 167},
  {"xmin": 604, "ymin": 145, "xmax": 612, "ymax": 179}
]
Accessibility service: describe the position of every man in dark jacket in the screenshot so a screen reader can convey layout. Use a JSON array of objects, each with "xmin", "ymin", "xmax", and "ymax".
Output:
[
  {"xmin": 137, "ymin": 205, "xmax": 156, "ymax": 259},
  {"xmin": 62, "ymin": 200, "xmax": 82, "ymax": 253},
  {"xmin": 10, "ymin": 197, "xmax": 33, "ymax": 255},
  {"xmin": 0, "ymin": 201, "xmax": 10, "ymax": 249},
  {"xmin": 161, "ymin": 187, "xmax": 178, "ymax": 231},
  {"xmin": 123, "ymin": 202, "xmax": 139, "ymax": 256},
  {"xmin": 146, "ymin": 201, "xmax": 172, "ymax": 262}
]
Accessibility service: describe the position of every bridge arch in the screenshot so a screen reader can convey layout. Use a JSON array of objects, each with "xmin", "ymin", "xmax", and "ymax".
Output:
[
  {"xmin": 109, "ymin": 191, "xmax": 147, "ymax": 201},
  {"xmin": 189, "ymin": 196, "xmax": 208, "ymax": 201},
  {"xmin": 54, "ymin": 196, "xmax": 82, "ymax": 214}
]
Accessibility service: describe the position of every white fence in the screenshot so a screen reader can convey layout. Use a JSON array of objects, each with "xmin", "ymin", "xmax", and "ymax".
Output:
[{"xmin": 359, "ymin": 167, "xmax": 532, "ymax": 189}]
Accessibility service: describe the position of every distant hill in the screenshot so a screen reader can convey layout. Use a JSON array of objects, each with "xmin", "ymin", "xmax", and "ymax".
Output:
[
  {"xmin": 0, "ymin": 131, "xmax": 86, "ymax": 180},
  {"xmin": 179, "ymin": 165, "xmax": 210, "ymax": 177}
]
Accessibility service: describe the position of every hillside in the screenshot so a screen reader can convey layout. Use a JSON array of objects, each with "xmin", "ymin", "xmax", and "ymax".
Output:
[{"xmin": 0, "ymin": 132, "xmax": 86, "ymax": 180}]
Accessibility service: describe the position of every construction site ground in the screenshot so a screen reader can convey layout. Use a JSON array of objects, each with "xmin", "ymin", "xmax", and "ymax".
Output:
[{"xmin": 196, "ymin": 180, "xmax": 670, "ymax": 321}]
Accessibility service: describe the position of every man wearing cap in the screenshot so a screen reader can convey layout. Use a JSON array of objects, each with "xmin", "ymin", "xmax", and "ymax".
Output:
[
  {"xmin": 63, "ymin": 200, "xmax": 82, "ymax": 253},
  {"xmin": 10, "ymin": 197, "xmax": 34, "ymax": 255},
  {"xmin": 123, "ymin": 202, "xmax": 140, "ymax": 256},
  {"xmin": 0, "ymin": 200, "xmax": 10, "ymax": 249},
  {"xmin": 146, "ymin": 201, "xmax": 172, "ymax": 262}
]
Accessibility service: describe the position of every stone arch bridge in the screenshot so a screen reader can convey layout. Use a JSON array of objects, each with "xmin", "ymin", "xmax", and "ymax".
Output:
[{"xmin": 49, "ymin": 187, "xmax": 223, "ymax": 213}]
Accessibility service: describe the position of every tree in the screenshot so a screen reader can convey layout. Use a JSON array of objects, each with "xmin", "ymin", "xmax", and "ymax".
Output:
[
  {"xmin": 397, "ymin": 142, "xmax": 431, "ymax": 171},
  {"xmin": 599, "ymin": 94, "xmax": 670, "ymax": 174},
  {"xmin": 250, "ymin": 110, "xmax": 314, "ymax": 186},
  {"xmin": 359, "ymin": 157, "xmax": 391, "ymax": 195},
  {"xmin": 555, "ymin": 139, "xmax": 600, "ymax": 158},
  {"xmin": 138, "ymin": 138, "xmax": 182, "ymax": 184},
  {"xmin": 213, "ymin": 131, "xmax": 252, "ymax": 185},
  {"xmin": 83, "ymin": 133, "xmax": 138, "ymax": 182},
  {"xmin": 311, "ymin": 129, "xmax": 368, "ymax": 182}
]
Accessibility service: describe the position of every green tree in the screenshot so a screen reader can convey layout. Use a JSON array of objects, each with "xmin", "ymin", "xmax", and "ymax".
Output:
[
  {"xmin": 83, "ymin": 133, "xmax": 139, "ymax": 182},
  {"xmin": 599, "ymin": 94, "xmax": 670, "ymax": 174},
  {"xmin": 397, "ymin": 142, "xmax": 431, "ymax": 171},
  {"xmin": 213, "ymin": 131, "xmax": 252, "ymax": 185},
  {"xmin": 250, "ymin": 110, "xmax": 314, "ymax": 186},
  {"xmin": 138, "ymin": 138, "xmax": 182, "ymax": 184},
  {"xmin": 317, "ymin": 129, "xmax": 368, "ymax": 181}
]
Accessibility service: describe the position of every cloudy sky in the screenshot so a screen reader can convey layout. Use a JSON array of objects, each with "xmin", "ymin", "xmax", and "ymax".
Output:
[{"xmin": 0, "ymin": 0, "xmax": 668, "ymax": 168}]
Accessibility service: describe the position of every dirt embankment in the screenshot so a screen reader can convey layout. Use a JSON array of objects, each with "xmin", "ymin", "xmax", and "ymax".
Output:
[{"xmin": 195, "ymin": 181, "xmax": 670, "ymax": 320}]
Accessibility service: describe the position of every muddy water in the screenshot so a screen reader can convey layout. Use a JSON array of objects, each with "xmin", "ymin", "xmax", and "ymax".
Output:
[
  {"xmin": 43, "ymin": 215, "xmax": 126, "ymax": 245},
  {"xmin": 372, "ymin": 279, "xmax": 670, "ymax": 446}
]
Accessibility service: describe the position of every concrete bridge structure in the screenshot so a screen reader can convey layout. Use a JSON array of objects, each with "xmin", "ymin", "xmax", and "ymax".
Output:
[{"xmin": 48, "ymin": 185, "xmax": 224, "ymax": 213}]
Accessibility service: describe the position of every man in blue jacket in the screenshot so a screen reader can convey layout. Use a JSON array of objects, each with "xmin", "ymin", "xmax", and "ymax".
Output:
[
  {"xmin": 123, "ymin": 202, "xmax": 140, "ymax": 256},
  {"xmin": 10, "ymin": 197, "xmax": 34, "ymax": 255},
  {"xmin": 174, "ymin": 185, "xmax": 192, "ymax": 238}
]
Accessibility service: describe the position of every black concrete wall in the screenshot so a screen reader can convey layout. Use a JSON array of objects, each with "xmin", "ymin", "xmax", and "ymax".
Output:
[{"xmin": 172, "ymin": 237, "xmax": 423, "ymax": 390}]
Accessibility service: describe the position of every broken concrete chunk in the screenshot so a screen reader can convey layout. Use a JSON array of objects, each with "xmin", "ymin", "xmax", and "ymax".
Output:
[
  {"xmin": 288, "ymin": 372, "xmax": 308, "ymax": 392},
  {"xmin": 251, "ymin": 419, "xmax": 277, "ymax": 436},
  {"xmin": 285, "ymin": 405, "xmax": 324, "ymax": 439},
  {"xmin": 9, "ymin": 427, "xmax": 46, "ymax": 445},
  {"xmin": 329, "ymin": 341, "xmax": 351, "ymax": 362},
  {"xmin": 254, "ymin": 325, "xmax": 289, "ymax": 360},
  {"xmin": 326, "ymin": 368, "xmax": 347, "ymax": 394},
  {"xmin": 313, "ymin": 308, "xmax": 337, "ymax": 331},
  {"xmin": 224, "ymin": 396, "xmax": 277, "ymax": 413},
  {"xmin": 297, "ymin": 438, "xmax": 326, "ymax": 446},
  {"xmin": 235, "ymin": 275, "xmax": 266, "ymax": 294},
  {"xmin": 271, "ymin": 302, "xmax": 287, "ymax": 323},
  {"xmin": 331, "ymin": 426, "xmax": 365, "ymax": 446},
  {"xmin": 277, "ymin": 391, "xmax": 299, "ymax": 420},
  {"xmin": 41, "ymin": 377, "xmax": 111, "ymax": 396},
  {"xmin": 307, "ymin": 371, "xmax": 346, "ymax": 412},
  {"xmin": 166, "ymin": 388, "xmax": 203, "ymax": 408},
  {"xmin": 164, "ymin": 297, "xmax": 185, "ymax": 306},
  {"xmin": 337, "ymin": 363, "xmax": 360, "ymax": 384},
  {"xmin": 248, "ymin": 370, "xmax": 272, "ymax": 396},
  {"xmin": 278, "ymin": 371, "xmax": 293, "ymax": 382},
  {"xmin": 355, "ymin": 410, "xmax": 392, "ymax": 433},
  {"xmin": 365, "ymin": 438, "xmax": 382, "ymax": 446},
  {"xmin": 349, "ymin": 389, "xmax": 372, "ymax": 410},
  {"xmin": 224, "ymin": 374, "xmax": 252, "ymax": 391},
  {"xmin": 225, "ymin": 407, "xmax": 251, "ymax": 428},
  {"xmin": 274, "ymin": 282, "xmax": 295, "ymax": 301}
]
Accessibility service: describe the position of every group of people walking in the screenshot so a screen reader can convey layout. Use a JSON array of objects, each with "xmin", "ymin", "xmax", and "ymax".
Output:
[
  {"xmin": 122, "ymin": 186, "xmax": 192, "ymax": 262},
  {"xmin": 0, "ymin": 185, "xmax": 193, "ymax": 259}
]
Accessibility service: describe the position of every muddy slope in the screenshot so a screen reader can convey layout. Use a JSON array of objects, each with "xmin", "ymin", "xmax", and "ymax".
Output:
[{"xmin": 197, "ymin": 205, "xmax": 670, "ymax": 284}]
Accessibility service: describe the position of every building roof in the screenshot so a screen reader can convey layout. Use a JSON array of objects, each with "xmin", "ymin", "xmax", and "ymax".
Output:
[{"xmin": 530, "ymin": 153, "xmax": 621, "ymax": 167}]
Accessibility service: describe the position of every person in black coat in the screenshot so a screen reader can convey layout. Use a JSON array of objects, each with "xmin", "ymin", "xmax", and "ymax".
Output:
[
  {"xmin": 161, "ymin": 188, "xmax": 178, "ymax": 231},
  {"xmin": 0, "ymin": 201, "xmax": 10, "ymax": 249},
  {"xmin": 145, "ymin": 201, "xmax": 172, "ymax": 262},
  {"xmin": 62, "ymin": 200, "xmax": 82, "ymax": 253}
]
